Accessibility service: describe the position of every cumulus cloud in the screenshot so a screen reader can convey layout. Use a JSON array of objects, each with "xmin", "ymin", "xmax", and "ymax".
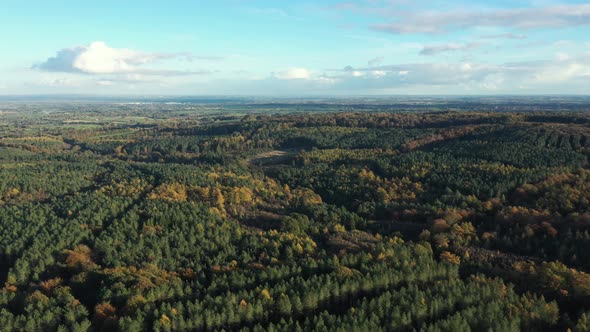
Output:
[
  {"xmin": 420, "ymin": 43, "xmax": 481, "ymax": 56},
  {"xmin": 370, "ymin": 4, "xmax": 590, "ymax": 34},
  {"xmin": 34, "ymin": 41, "xmax": 216, "ymax": 76},
  {"xmin": 274, "ymin": 68, "xmax": 312, "ymax": 80}
]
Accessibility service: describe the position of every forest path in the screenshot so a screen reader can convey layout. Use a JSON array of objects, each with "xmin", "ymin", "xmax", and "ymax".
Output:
[{"xmin": 248, "ymin": 148, "xmax": 299, "ymax": 165}]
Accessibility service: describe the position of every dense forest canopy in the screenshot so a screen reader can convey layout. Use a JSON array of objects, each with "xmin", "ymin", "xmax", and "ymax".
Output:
[{"xmin": 2, "ymin": 99, "xmax": 590, "ymax": 331}]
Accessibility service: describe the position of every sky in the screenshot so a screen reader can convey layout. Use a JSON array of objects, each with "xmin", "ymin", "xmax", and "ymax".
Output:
[{"xmin": 1, "ymin": 0, "xmax": 589, "ymax": 96}]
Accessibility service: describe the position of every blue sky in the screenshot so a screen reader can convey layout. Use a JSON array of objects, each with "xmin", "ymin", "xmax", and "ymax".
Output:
[{"xmin": 1, "ymin": 0, "xmax": 589, "ymax": 95}]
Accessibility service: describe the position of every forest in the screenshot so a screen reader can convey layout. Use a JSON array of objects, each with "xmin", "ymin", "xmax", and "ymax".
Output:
[{"xmin": 1, "ymin": 100, "xmax": 590, "ymax": 331}]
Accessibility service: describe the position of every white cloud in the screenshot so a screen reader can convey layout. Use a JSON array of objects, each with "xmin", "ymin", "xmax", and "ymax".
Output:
[
  {"xmin": 324, "ymin": 52, "xmax": 590, "ymax": 92},
  {"xmin": 34, "ymin": 41, "xmax": 216, "ymax": 76},
  {"xmin": 533, "ymin": 61, "xmax": 590, "ymax": 83},
  {"xmin": 96, "ymin": 80, "xmax": 115, "ymax": 86},
  {"xmin": 74, "ymin": 42, "xmax": 140, "ymax": 74},
  {"xmin": 39, "ymin": 77, "xmax": 78, "ymax": 87},
  {"xmin": 420, "ymin": 43, "xmax": 481, "ymax": 56},
  {"xmin": 553, "ymin": 40, "xmax": 573, "ymax": 47},
  {"xmin": 555, "ymin": 52, "xmax": 570, "ymax": 61},
  {"xmin": 274, "ymin": 68, "xmax": 312, "ymax": 80},
  {"xmin": 480, "ymin": 33, "xmax": 527, "ymax": 40},
  {"xmin": 371, "ymin": 70, "xmax": 387, "ymax": 77},
  {"xmin": 24, "ymin": 75, "xmax": 83, "ymax": 89},
  {"xmin": 368, "ymin": 56, "xmax": 384, "ymax": 67},
  {"xmin": 370, "ymin": 4, "xmax": 590, "ymax": 34}
]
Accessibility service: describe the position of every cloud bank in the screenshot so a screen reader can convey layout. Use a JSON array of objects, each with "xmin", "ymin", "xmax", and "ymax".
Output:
[
  {"xmin": 318, "ymin": 51, "xmax": 590, "ymax": 94},
  {"xmin": 369, "ymin": 4, "xmax": 590, "ymax": 34}
]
